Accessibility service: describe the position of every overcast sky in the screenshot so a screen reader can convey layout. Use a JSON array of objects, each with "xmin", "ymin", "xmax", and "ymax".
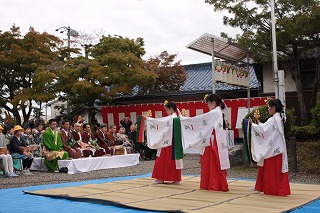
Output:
[{"xmin": 1, "ymin": 0, "xmax": 241, "ymax": 65}]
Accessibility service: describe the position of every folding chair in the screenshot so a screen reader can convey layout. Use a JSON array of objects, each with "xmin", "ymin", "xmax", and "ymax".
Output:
[
  {"xmin": 12, "ymin": 158, "xmax": 23, "ymax": 174},
  {"xmin": 39, "ymin": 143, "xmax": 46, "ymax": 172},
  {"xmin": 0, "ymin": 159, "xmax": 4, "ymax": 175}
]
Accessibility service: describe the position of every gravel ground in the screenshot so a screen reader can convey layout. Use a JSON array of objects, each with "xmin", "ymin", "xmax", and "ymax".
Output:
[{"xmin": 0, "ymin": 154, "xmax": 319, "ymax": 189}]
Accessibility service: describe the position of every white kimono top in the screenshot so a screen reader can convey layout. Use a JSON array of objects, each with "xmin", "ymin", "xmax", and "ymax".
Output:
[
  {"xmin": 146, "ymin": 113, "xmax": 176, "ymax": 149},
  {"xmin": 251, "ymin": 112, "xmax": 288, "ymax": 173},
  {"xmin": 146, "ymin": 113, "xmax": 183, "ymax": 169},
  {"xmin": 180, "ymin": 107, "xmax": 230, "ymax": 170}
]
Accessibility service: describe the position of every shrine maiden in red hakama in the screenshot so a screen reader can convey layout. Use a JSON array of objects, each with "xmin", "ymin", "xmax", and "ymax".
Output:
[
  {"xmin": 146, "ymin": 101, "xmax": 182, "ymax": 184},
  {"xmin": 181, "ymin": 101, "xmax": 230, "ymax": 191},
  {"xmin": 250, "ymin": 99, "xmax": 290, "ymax": 196}
]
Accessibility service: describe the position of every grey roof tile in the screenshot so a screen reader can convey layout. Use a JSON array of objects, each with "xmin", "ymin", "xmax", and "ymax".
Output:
[{"xmin": 181, "ymin": 62, "xmax": 260, "ymax": 92}]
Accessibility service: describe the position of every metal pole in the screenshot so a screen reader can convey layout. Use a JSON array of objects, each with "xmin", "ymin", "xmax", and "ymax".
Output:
[
  {"xmin": 278, "ymin": 70, "xmax": 286, "ymax": 109},
  {"xmin": 45, "ymin": 102, "xmax": 47, "ymax": 121},
  {"xmin": 211, "ymin": 38, "xmax": 216, "ymax": 93},
  {"xmin": 67, "ymin": 26, "xmax": 71, "ymax": 50},
  {"xmin": 66, "ymin": 26, "xmax": 71, "ymax": 115},
  {"xmin": 271, "ymin": 0, "xmax": 279, "ymax": 99},
  {"xmin": 247, "ymin": 53, "xmax": 250, "ymax": 114}
]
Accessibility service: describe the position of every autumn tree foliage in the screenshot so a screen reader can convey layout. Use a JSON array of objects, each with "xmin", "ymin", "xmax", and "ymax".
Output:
[
  {"xmin": 141, "ymin": 51, "xmax": 186, "ymax": 94},
  {"xmin": 0, "ymin": 25, "xmax": 61, "ymax": 125},
  {"xmin": 0, "ymin": 25, "xmax": 183, "ymax": 123},
  {"xmin": 90, "ymin": 35, "xmax": 156, "ymax": 97}
]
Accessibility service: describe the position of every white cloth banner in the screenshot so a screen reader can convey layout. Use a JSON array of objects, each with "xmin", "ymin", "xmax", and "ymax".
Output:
[
  {"xmin": 58, "ymin": 154, "xmax": 140, "ymax": 174},
  {"xmin": 214, "ymin": 60, "xmax": 250, "ymax": 87},
  {"xmin": 180, "ymin": 107, "xmax": 230, "ymax": 170},
  {"xmin": 251, "ymin": 112, "xmax": 288, "ymax": 173}
]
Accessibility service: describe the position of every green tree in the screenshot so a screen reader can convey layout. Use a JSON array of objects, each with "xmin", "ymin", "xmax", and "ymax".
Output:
[
  {"xmin": 90, "ymin": 35, "xmax": 156, "ymax": 96},
  {"xmin": 54, "ymin": 34, "xmax": 156, "ymax": 117},
  {"xmin": 0, "ymin": 25, "xmax": 62, "ymax": 125},
  {"xmin": 141, "ymin": 51, "xmax": 186, "ymax": 94},
  {"xmin": 205, "ymin": 0, "xmax": 320, "ymax": 125},
  {"xmin": 54, "ymin": 57, "xmax": 108, "ymax": 116}
]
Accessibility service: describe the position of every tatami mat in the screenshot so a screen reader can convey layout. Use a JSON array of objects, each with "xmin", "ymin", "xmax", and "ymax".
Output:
[{"xmin": 24, "ymin": 176, "xmax": 320, "ymax": 213}]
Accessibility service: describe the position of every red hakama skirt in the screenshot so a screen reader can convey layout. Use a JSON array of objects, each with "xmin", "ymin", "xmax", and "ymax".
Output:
[
  {"xmin": 255, "ymin": 154, "xmax": 291, "ymax": 196},
  {"xmin": 200, "ymin": 136, "xmax": 229, "ymax": 191},
  {"xmin": 151, "ymin": 145, "xmax": 181, "ymax": 182}
]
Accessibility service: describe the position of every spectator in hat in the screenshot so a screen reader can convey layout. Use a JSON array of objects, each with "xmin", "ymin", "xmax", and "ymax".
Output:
[{"xmin": 8, "ymin": 125, "xmax": 33, "ymax": 176}]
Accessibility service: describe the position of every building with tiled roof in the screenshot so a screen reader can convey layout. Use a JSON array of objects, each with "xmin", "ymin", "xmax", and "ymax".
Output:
[
  {"xmin": 181, "ymin": 62, "xmax": 260, "ymax": 92},
  {"xmin": 112, "ymin": 62, "xmax": 261, "ymax": 105}
]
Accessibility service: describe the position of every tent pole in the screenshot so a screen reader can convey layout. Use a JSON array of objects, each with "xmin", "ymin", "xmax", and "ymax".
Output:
[
  {"xmin": 247, "ymin": 53, "xmax": 250, "ymax": 114},
  {"xmin": 211, "ymin": 38, "xmax": 216, "ymax": 93},
  {"xmin": 271, "ymin": 0, "xmax": 279, "ymax": 99}
]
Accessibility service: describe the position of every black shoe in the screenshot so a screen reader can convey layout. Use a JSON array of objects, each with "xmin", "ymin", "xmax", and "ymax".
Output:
[{"xmin": 150, "ymin": 153, "xmax": 156, "ymax": 160}]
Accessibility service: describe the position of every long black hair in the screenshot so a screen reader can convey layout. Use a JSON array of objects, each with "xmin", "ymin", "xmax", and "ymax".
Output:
[
  {"xmin": 205, "ymin": 94, "xmax": 226, "ymax": 110},
  {"xmin": 268, "ymin": 99, "xmax": 286, "ymax": 123},
  {"xmin": 268, "ymin": 99, "xmax": 284, "ymax": 113},
  {"xmin": 205, "ymin": 93, "xmax": 227, "ymax": 129},
  {"xmin": 164, "ymin": 101, "xmax": 179, "ymax": 116}
]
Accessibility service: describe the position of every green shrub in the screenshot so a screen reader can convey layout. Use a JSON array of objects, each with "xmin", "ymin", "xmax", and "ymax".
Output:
[
  {"xmin": 290, "ymin": 125, "xmax": 319, "ymax": 141},
  {"xmin": 296, "ymin": 141, "xmax": 320, "ymax": 174},
  {"xmin": 310, "ymin": 93, "xmax": 320, "ymax": 127}
]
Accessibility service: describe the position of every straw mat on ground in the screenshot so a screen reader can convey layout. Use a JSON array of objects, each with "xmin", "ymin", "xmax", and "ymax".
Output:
[{"xmin": 24, "ymin": 176, "xmax": 320, "ymax": 213}]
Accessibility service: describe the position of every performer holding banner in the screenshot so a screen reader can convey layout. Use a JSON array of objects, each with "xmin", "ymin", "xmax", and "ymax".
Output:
[
  {"xmin": 180, "ymin": 94, "xmax": 230, "ymax": 191},
  {"xmin": 147, "ymin": 101, "xmax": 182, "ymax": 184},
  {"xmin": 250, "ymin": 99, "xmax": 290, "ymax": 196}
]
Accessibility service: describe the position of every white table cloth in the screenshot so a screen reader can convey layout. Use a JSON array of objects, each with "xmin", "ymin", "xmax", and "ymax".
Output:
[{"xmin": 58, "ymin": 153, "xmax": 140, "ymax": 174}]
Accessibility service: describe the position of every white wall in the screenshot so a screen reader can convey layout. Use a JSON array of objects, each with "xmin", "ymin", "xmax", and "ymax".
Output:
[
  {"xmin": 50, "ymin": 101, "xmax": 66, "ymax": 117},
  {"xmin": 262, "ymin": 63, "xmax": 296, "ymax": 93}
]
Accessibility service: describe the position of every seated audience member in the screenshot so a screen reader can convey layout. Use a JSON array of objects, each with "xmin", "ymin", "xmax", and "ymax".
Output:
[
  {"xmin": 82, "ymin": 123, "xmax": 105, "ymax": 156},
  {"xmin": 5, "ymin": 126, "xmax": 14, "ymax": 144},
  {"xmin": 36, "ymin": 123, "xmax": 45, "ymax": 134},
  {"xmin": 22, "ymin": 125, "xmax": 34, "ymax": 145},
  {"xmin": 32, "ymin": 128, "xmax": 41, "ymax": 145},
  {"xmin": 60, "ymin": 120, "xmax": 82, "ymax": 159},
  {"xmin": 95, "ymin": 124, "xmax": 112, "ymax": 154},
  {"xmin": 8, "ymin": 125, "xmax": 33, "ymax": 175},
  {"xmin": 116, "ymin": 126, "xmax": 133, "ymax": 154},
  {"xmin": 107, "ymin": 125, "xmax": 117, "ymax": 146},
  {"xmin": 32, "ymin": 123, "xmax": 45, "ymax": 144},
  {"xmin": 127, "ymin": 124, "xmax": 143, "ymax": 153},
  {"xmin": 43, "ymin": 119, "xmax": 69, "ymax": 172},
  {"xmin": 72, "ymin": 122, "xmax": 93, "ymax": 157},
  {"xmin": 0, "ymin": 125, "xmax": 18, "ymax": 177},
  {"xmin": 120, "ymin": 117, "xmax": 132, "ymax": 135}
]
